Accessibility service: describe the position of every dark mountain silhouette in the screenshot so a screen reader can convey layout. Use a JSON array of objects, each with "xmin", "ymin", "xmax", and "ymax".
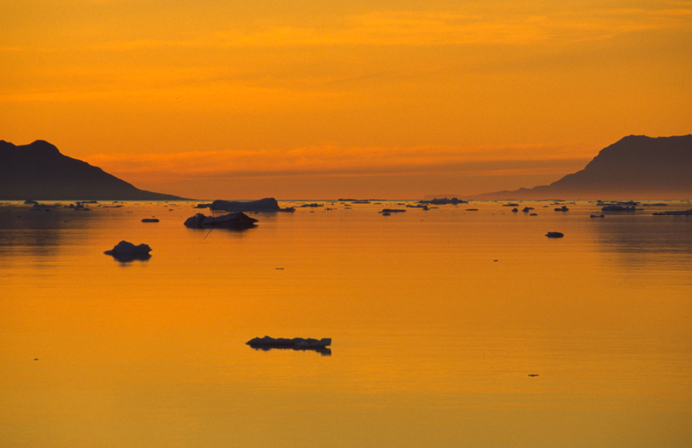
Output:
[
  {"xmin": 474, "ymin": 135, "xmax": 692, "ymax": 200},
  {"xmin": 0, "ymin": 140, "xmax": 185, "ymax": 200}
]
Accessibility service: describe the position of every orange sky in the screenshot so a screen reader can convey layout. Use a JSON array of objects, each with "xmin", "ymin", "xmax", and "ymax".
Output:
[{"xmin": 2, "ymin": 0, "xmax": 691, "ymax": 199}]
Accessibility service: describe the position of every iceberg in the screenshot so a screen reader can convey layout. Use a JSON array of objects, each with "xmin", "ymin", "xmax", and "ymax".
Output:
[
  {"xmin": 104, "ymin": 241, "xmax": 152, "ymax": 261},
  {"xmin": 419, "ymin": 197, "xmax": 468, "ymax": 205},
  {"xmin": 246, "ymin": 336, "xmax": 332, "ymax": 354},
  {"xmin": 184, "ymin": 212, "xmax": 258, "ymax": 229},
  {"xmin": 195, "ymin": 198, "xmax": 295, "ymax": 212}
]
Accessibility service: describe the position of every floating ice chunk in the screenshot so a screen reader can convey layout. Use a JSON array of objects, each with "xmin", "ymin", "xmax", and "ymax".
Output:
[
  {"xmin": 184, "ymin": 212, "xmax": 257, "ymax": 229},
  {"xmin": 104, "ymin": 240, "xmax": 152, "ymax": 261},
  {"xmin": 246, "ymin": 336, "xmax": 332, "ymax": 353}
]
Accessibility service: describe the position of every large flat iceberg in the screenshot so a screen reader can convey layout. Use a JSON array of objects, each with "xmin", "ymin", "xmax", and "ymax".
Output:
[
  {"xmin": 246, "ymin": 336, "xmax": 332, "ymax": 355},
  {"xmin": 195, "ymin": 198, "xmax": 295, "ymax": 212}
]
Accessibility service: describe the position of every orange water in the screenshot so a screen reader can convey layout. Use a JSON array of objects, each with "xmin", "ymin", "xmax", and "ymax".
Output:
[{"xmin": 1, "ymin": 200, "xmax": 691, "ymax": 447}]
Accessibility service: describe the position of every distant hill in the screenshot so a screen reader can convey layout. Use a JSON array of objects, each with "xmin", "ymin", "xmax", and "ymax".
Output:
[
  {"xmin": 0, "ymin": 140, "xmax": 185, "ymax": 200},
  {"xmin": 473, "ymin": 135, "xmax": 692, "ymax": 200}
]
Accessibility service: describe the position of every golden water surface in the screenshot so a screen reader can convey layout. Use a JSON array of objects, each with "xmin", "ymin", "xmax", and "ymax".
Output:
[{"xmin": 1, "ymin": 200, "xmax": 691, "ymax": 447}]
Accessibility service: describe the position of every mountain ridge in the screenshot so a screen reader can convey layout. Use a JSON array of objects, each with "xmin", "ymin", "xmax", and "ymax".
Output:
[
  {"xmin": 472, "ymin": 135, "xmax": 692, "ymax": 200},
  {"xmin": 0, "ymin": 140, "xmax": 185, "ymax": 200}
]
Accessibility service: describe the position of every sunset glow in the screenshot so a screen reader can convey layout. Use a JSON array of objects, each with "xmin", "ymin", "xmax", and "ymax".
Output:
[{"xmin": 2, "ymin": 0, "xmax": 691, "ymax": 198}]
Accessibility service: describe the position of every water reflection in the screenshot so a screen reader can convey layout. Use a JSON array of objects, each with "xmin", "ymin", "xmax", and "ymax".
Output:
[
  {"xmin": 2, "ymin": 201, "xmax": 691, "ymax": 448},
  {"xmin": 248, "ymin": 345, "xmax": 332, "ymax": 356},
  {"xmin": 0, "ymin": 203, "xmax": 135, "ymax": 265},
  {"xmin": 0, "ymin": 206, "xmax": 66, "ymax": 248},
  {"xmin": 106, "ymin": 253, "xmax": 152, "ymax": 263},
  {"xmin": 592, "ymin": 216, "xmax": 692, "ymax": 254},
  {"xmin": 0, "ymin": 205, "xmax": 98, "ymax": 259}
]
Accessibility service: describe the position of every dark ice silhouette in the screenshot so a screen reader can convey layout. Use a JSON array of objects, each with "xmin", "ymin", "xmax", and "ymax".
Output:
[
  {"xmin": 184, "ymin": 212, "xmax": 258, "ymax": 229},
  {"xmin": 474, "ymin": 135, "xmax": 692, "ymax": 199},
  {"xmin": 104, "ymin": 240, "xmax": 152, "ymax": 262},
  {"xmin": 601, "ymin": 204, "xmax": 636, "ymax": 212},
  {"xmin": 546, "ymin": 232, "xmax": 564, "ymax": 238},
  {"xmin": 653, "ymin": 209, "xmax": 692, "ymax": 216},
  {"xmin": 196, "ymin": 198, "xmax": 294, "ymax": 212},
  {"xmin": 380, "ymin": 208, "xmax": 406, "ymax": 214},
  {"xmin": 0, "ymin": 140, "xmax": 184, "ymax": 200},
  {"xmin": 247, "ymin": 336, "xmax": 332, "ymax": 355},
  {"xmin": 419, "ymin": 197, "xmax": 468, "ymax": 205}
]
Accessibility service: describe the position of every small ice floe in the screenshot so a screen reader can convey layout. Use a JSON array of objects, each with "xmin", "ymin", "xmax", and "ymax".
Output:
[
  {"xmin": 104, "ymin": 240, "xmax": 152, "ymax": 262},
  {"xmin": 247, "ymin": 336, "xmax": 332, "ymax": 355},
  {"xmin": 141, "ymin": 218, "xmax": 159, "ymax": 223},
  {"xmin": 184, "ymin": 212, "xmax": 257, "ymax": 229},
  {"xmin": 554, "ymin": 205, "xmax": 569, "ymax": 212},
  {"xmin": 653, "ymin": 209, "xmax": 692, "ymax": 216},
  {"xmin": 545, "ymin": 232, "xmax": 564, "ymax": 238},
  {"xmin": 590, "ymin": 214, "xmax": 605, "ymax": 218}
]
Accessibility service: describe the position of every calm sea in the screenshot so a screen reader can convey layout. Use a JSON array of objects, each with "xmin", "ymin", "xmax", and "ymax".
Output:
[{"xmin": 1, "ymin": 200, "xmax": 691, "ymax": 448}]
